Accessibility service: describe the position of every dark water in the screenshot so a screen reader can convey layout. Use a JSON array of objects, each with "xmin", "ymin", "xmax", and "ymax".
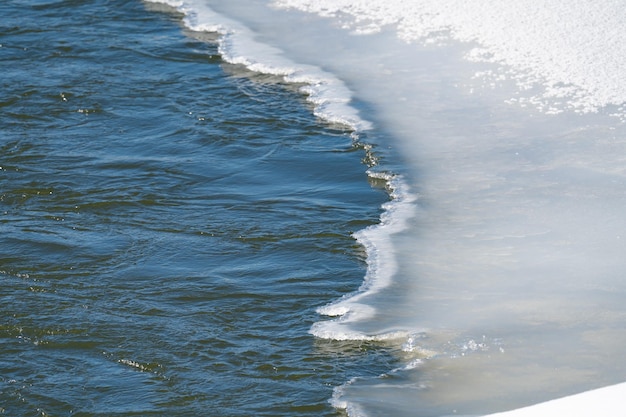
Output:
[{"xmin": 0, "ymin": 1, "xmax": 394, "ymax": 415}]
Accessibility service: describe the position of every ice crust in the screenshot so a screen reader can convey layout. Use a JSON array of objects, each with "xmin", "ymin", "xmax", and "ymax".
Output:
[{"xmin": 274, "ymin": 0, "xmax": 626, "ymax": 115}]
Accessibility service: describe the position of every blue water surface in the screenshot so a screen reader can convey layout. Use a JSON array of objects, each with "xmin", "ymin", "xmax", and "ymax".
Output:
[{"xmin": 0, "ymin": 1, "xmax": 394, "ymax": 415}]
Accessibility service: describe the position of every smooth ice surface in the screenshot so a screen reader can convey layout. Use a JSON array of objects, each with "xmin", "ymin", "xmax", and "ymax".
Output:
[{"xmin": 150, "ymin": 0, "xmax": 626, "ymax": 415}]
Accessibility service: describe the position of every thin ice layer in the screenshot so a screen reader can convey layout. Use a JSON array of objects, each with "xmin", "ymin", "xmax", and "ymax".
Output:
[{"xmin": 262, "ymin": 1, "xmax": 626, "ymax": 415}]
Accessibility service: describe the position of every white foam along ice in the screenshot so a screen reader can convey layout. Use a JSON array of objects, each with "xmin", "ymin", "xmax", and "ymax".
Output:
[
  {"xmin": 273, "ymin": 0, "xmax": 626, "ymax": 116},
  {"xmin": 145, "ymin": 0, "xmax": 420, "ymax": 341},
  {"xmin": 310, "ymin": 171, "xmax": 417, "ymax": 341},
  {"xmin": 331, "ymin": 378, "xmax": 369, "ymax": 417},
  {"xmin": 145, "ymin": 0, "xmax": 372, "ymax": 131}
]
